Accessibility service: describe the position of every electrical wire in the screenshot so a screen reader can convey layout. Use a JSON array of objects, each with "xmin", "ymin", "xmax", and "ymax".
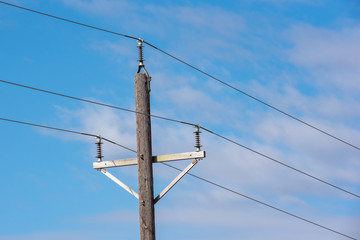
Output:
[
  {"xmin": 200, "ymin": 126, "xmax": 360, "ymax": 199},
  {"xmin": 1, "ymin": 0, "xmax": 359, "ymax": 206},
  {"xmin": 0, "ymin": 79, "xmax": 195, "ymax": 127},
  {"xmin": 0, "ymin": 1, "xmax": 138, "ymax": 41},
  {"xmin": 144, "ymin": 41, "xmax": 360, "ymax": 153},
  {"xmin": 161, "ymin": 162, "xmax": 356, "ymax": 240},
  {"xmin": 0, "ymin": 117, "xmax": 95, "ymax": 137},
  {"xmin": 0, "ymin": 1, "xmax": 359, "ymax": 152},
  {"xmin": 0, "ymin": 117, "xmax": 133, "ymax": 152},
  {"xmin": 1, "ymin": 79, "xmax": 359, "ymax": 199},
  {"xmin": 102, "ymin": 137, "xmax": 137, "ymax": 154},
  {"xmin": 0, "ymin": 115, "xmax": 356, "ymax": 239}
]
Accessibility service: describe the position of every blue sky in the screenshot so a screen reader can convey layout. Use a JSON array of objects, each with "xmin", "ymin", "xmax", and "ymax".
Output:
[{"xmin": 0, "ymin": 0, "xmax": 359, "ymax": 239}]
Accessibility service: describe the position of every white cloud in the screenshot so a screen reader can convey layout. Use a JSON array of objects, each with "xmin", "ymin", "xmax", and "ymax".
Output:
[
  {"xmin": 252, "ymin": 0, "xmax": 319, "ymax": 5},
  {"xmin": 61, "ymin": 0, "xmax": 134, "ymax": 17},
  {"xmin": 161, "ymin": 5, "xmax": 245, "ymax": 38},
  {"xmin": 62, "ymin": 0, "xmax": 249, "ymax": 68},
  {"xmin": 0, "ymin": 230, "xmax": 100, "ymax": 240},
  {"xmin": 74, "ymin": 208, "xmax": 138, "ymax": 224},
  {"xmin": 287, "ymin": 24, "xmax": 360, "ymax": 91},
  {"xmin": 50, "ymin": 67, "xmax": 360, "ymax": 204},
  {"xmin": 288, "ymin": 25, "xmax": 360, "ymax": 69},
  {"xmin": 55, "ymin": 104, "xmax": 137, "ymax": 160},
  {"xmin": 156, "ymin": 195, "xmax": 360, "ymax": 239},
  {"xmin": 45, "ymin": 2, "xmax": 360, "ymax": 239},
  {"xmin": 252, "ymin": 114, "xmax": 360, "ymax": 183}
]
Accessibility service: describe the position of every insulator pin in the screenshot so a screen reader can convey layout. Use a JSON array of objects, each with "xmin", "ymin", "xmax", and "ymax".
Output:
[
  {"xmin": 137, "ymin": 39, "xmax": 145, "ymax": 66},
  {"xmin": 136, "ymin": 39, "xmax": 149, "ymax": 77},
  {"xmin": 194, "ymin": 125, "xmax": 202, "ymax": 151},
  {"xmin": 138, "ymin": 45, "xmax": 144, "ymax": 63},
  {"xmin": 95, "ymin": 136, "xmax": 103, "ymax": 162}
]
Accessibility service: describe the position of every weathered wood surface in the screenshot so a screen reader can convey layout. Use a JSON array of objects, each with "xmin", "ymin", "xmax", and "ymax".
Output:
[{"xmin": 135, "ymin": 73, "xmax": 155, "ymax": 240}]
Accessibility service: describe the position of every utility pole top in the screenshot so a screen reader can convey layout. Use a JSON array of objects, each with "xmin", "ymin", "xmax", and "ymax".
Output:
[
  {"xmin": 92, "ymin": 41, "xmax": 206, "ymax": 240},
  {"xmin": 137, "ymin": 39, "xmax": 149, "ymax": 77}
]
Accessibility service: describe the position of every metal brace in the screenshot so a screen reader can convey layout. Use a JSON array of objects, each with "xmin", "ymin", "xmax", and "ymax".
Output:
[
  {"xmin": 154, "ymin": 159, "xmax": 198, "ymax": 203},
  {"xmin": 94, "ymin": 125, "xmax": 206, "ymax": 203},
  {"xmin": 101, "ymin": 169, "xmax": 139, "ymax": 199}
]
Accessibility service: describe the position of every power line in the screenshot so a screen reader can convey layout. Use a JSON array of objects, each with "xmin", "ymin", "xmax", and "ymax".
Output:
[
  {"xmin": 0, "ymin": 117, "xmax": 95, "ymax": 137},
  {"xmin": 102, "ymin": 137, "xmax": 137, "ymax": 154},
  {"xmin": 0, "ymin": 117, "xmax": 133, "ymax": 152},
  {"xmin": 200, "ymin": 126, "xmax": 360, "ymax": 199},
  {"xmin": 0, "ymin": 117, "xmax": 356, "ymax": 239},
  {"xmin": 0, "ymin": 1, "xmax": 358, "ymax": 152},
  {"xmin": 162, "ymin": 163, "xmax": 356, "ymax": 240},
  {"xmin": 144, "ymin": 41, "xmax": 360, "ymax": 152},
  {"xmin": 0, "ymin": 2, "xmax": 355, "ymax": 234},
  {"xmin": 0, "ymin": 79, "xmax": 195, "ymax": 127},
  {"xmin": 1, "ymin": 0, "xmax": 359, "ymax": 202},
  {"xmin": 0, "ymin": 1, "xmax": 138, "ymax": 41},
  {"xmin": 2, "ymin": 79, "xmax": 359, "ymax": 199},
  {"xmin": 92, "ymin": 133, "xmax": 359, "ymax": 240}
]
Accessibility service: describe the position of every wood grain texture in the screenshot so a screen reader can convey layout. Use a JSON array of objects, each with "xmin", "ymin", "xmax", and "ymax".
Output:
[{"xmin": 135, "ymin": 73, "xmax": 156, "ymax": 240}]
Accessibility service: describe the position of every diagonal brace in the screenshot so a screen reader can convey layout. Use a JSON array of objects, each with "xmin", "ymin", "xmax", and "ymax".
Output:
[
  {"xmin": 154, "ymin": 159, "xmax": 198, "ymax": 204},
  {"xmin": 101, "ymin": 169, "xmax": 139, "ymax": 199}
]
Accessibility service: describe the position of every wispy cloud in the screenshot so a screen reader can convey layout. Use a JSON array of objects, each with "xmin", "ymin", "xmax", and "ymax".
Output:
[
  {"xmin": 32, "ymin": 1, "xmax": 360, "ymax": 239},
  {"xmin": 287, "ymin": 24, "xmax": 360, "ymax": 91},
  {"xmin": 61, "ymin": 0, "xmax": 134, "ymax": 17}
]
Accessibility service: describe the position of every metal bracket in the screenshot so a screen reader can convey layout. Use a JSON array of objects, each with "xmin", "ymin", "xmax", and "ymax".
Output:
[
  {"xmin": 101, "ymin": 169, "xmax": 139, "ymax": 199},
  {"xmin": 154, "ymin": 159, "xmax": 198, "ymax": 203},
  {"xmin": 94, "ymin": 150, "xmax": 206, "ymax": 203}
]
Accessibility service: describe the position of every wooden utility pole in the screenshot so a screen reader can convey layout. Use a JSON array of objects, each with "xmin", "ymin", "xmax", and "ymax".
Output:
[
  {"xmin": 93, "ymin": 41, "xmax": 205, "ymax": 240},
  {"xmin": 135, "ymin": 72, "xmax": 156, "ymax": 240}
]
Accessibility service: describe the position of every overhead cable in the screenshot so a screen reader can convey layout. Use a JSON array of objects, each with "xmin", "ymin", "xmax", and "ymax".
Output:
[
  {"xmin": 0, "ymin": 1, "xmax": 138, "ymax": 40},
  {"xmin": 101, "ymin": 137, "xmax": 137, "ymax": 154},
  {"xmin": 200, "ymin": 126, "xmax": 360, "ymax": 199},
  {"xmin": 143, "ymin": 41, "xmax": 360, "ymax": 152},
  {"xmin": 0, "ymin": 79, "xmax": 194, "ymax": 127},
  {"xmin": 162, "ymin": 163, "xmax": 356, "ymax": 240},
  {"xmin": 1, "ymin": 79, "xmax": 358, "ymax": 199},
  {"xmin": 0, "ymin": 117, "xmax": 95, "ymax": 137},
  {"xmin": 0, "ymin": 116, "xmax": 356, "ymax": 239},
  {"xmin": 0, "ymin": 1, "xmax": 358, "ymax": 152},
  {"xmin": 0, "ymin": 117, "xmax": 133, "ymax": 151}
]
